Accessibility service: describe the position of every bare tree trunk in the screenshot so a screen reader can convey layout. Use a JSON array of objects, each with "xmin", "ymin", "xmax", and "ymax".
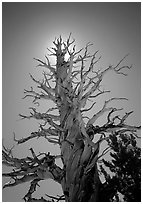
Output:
[
  {"xmin": 52, "ymin": 37, "xmax": 100, "ymax": 201},
  {"xmin": 60, "ymin": 121, "xmax": 100, "ymax": 201}
]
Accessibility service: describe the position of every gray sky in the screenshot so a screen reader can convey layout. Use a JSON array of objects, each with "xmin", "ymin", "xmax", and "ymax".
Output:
[{"xmin": 2, "ymin": 2, "xmax": 141, "ymax": 202}]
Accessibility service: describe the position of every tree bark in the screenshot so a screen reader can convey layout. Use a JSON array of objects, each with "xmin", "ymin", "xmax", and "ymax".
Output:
[{"xmin": 53, "ymin": 38, "xmax": 100, "ymax": 201}]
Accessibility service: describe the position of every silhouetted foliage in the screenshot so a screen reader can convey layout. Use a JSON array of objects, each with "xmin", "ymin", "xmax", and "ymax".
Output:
[{"xmin": 99, "ymin": 133, "xmax": 141, "ymax": 201}]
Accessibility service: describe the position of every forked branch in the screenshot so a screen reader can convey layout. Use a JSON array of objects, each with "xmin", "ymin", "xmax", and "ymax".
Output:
[{"xmin": 87, "ymin": 97, "xmax": 128, "ymax": 126}]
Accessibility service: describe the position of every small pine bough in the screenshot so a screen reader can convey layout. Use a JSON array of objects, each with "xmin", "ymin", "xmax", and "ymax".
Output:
[{"xmin": 3, "ymin": 34, "xmax": 140, "ymax": 202}]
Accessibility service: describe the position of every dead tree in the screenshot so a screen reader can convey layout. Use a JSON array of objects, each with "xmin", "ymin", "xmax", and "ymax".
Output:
[{"xmin": 2, "ymin": 34, "xmax": 140, "ymax": 202}]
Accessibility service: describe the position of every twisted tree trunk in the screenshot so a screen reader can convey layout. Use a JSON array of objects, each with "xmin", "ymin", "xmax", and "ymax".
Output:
[{"xmin": 53, "ymin": 38, "xmax": 100, "ymax": 201}]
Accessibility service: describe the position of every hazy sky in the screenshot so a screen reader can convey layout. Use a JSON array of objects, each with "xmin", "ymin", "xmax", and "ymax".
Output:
[{"xmin": 2, "ymin": 2, "xmax": 141, "ymax": 202}]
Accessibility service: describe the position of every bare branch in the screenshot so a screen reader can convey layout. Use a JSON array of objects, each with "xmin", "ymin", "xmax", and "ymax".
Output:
[
  {"xmin": 79, "ymin": 54, "xmax": 131, "ymax": 108},
  {"xmin": 34, "ymin": 57, "xmax": 56, "ymax": 75},
  {"xmin": 25, "ymin": 196, "xmax": 49, "ymax": 202},
  {"xmin": 14, "ymin": 132, "xmax": 39, "ymax": 144},
  {"xmin": 23, "ymin": 178, "xmax": 41, "ymax": 201},
  {"xmin": 73, "ymin": 48, "xmax": 83, "ymax": 57},
  {"xmin": 119, "ymin": 111, "xmax": 134, "ymax": 124},
  {"xmin": 19, "ymin": 108, "xmax": 60, "ymax": 123},
  {"xmin": 73, "ymin": 42, "xmax": 93, "ymax": 64},
  {"xmin": 47, "ymin": 47, "xmax": 56, "ymax": 56},
  {"xmin": 46, "ymin": 137, "xmax": 60, "ymax": 145},
  {"xmin": 84, "ymin": 50, "xmax": 100, "ymax": 76},
  {"xmin": 107, "ymin": 108, "xmax": 123, "ymax": 124},
  {"xmin": 87, "ymin": 112, "xmax": 141, "ymax": 138},
  {"xmin": 46, "ymin": 107, "xmax": 58, "ymax": 113},
  {"xmin": 23, "ymin": 86, "xmax": 55, "ymax": 104},
  {"xmin": 81, "ymin": 101, "xmax": 96, "ymax": 113},
  {"xmin": 13, "ymin": 125, "xmax": 60, "ymax": 145},
  {"xmin": 113, "ymin": 54, "xmax": 132, "ymax": 76},
  {"xmin": 80, "ymin": 77, "xmax": 102, "ymax": 108},
  {"xmin": 89, "ymin": 90, "xmax": 110, "ymax": 99},
  {"xmin": 97, "ymin": 146, "xmax": 111, "ymax": 161},
  {"xmin": 29, "ymin": 148, "xmax": 41, "ymax": 164},
  {"xmin": 29, "ymin": 74, "xmax": 56, "ymax": 102},
  {"xmin": 45, "ymin": 194, "xmax": 65, "ymax": 201},
  {"xmin": 87, "ymin": 98, "xmax": 128, "ymax": 126},
  {"xmin": 3, "ymin": 148, "xmax": 64, "ymax": 191},
  {"xmin": 3, "ymin": 174, "xmax": 38, "ymax": 189},
  {"xmin": 2, "ymin": 140, "xmax": 14, "ymax": 157}
]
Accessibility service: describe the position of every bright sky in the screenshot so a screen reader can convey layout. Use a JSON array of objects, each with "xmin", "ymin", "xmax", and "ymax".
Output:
[{"xmin": 2, "ymin": 2, "xmax": 141, "ymax": 201}]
